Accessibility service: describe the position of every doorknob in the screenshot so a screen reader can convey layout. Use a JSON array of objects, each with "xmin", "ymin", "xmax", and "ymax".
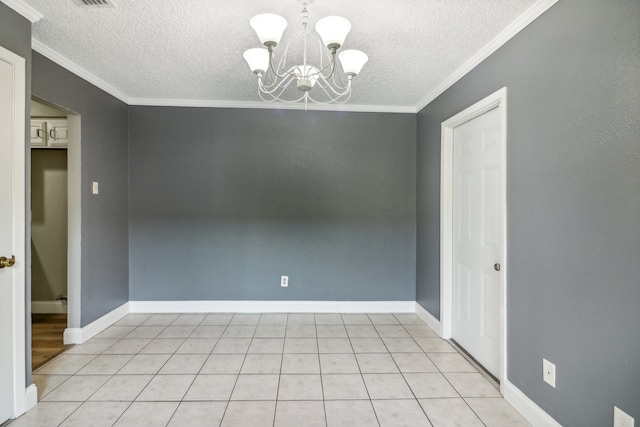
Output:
[
  {"xmin": 0, "ymin": 255, "xmax": 15, "ymax": 269},
  {"xmin": 494, "ymin": 263, "xmax": 501, "ymax": 272}
]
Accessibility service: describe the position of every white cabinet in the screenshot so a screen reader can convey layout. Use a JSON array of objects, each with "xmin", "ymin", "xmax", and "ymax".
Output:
[
  {"xmin": 30, "ymin": 118, "xmax": 68, "ymax": 149},
  {"xmin": 30, "ymin": 119, "xmax": 48, "ymax": 147}
]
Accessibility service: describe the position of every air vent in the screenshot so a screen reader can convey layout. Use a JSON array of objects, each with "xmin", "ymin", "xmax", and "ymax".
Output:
[{"xmin": 73, "ymin": 0, "xmax": 116, "ymax": 8}]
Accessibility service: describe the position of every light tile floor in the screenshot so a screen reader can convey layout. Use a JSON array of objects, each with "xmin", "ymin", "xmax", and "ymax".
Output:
[{"xmin": 10, "ymin": 313, "xmax": 531, "ymax": 427}]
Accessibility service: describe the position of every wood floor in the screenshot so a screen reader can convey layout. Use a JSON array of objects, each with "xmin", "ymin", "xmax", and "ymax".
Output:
[{"xmin": 32, "ymin": 313, "xmax": 72, "ymax": 371}]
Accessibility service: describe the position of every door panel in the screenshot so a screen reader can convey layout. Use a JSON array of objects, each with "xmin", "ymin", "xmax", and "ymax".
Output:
[
  {"xmin": 1, "ymin": 45, "xmax": 27, "ymax": 423},
  {"xmin": 0, "ymin": 55, "xmax": 15, "ymax": 424},
  {"xmin": 452, "ymin": 106, "xmax": 503, "ymax": 377}
]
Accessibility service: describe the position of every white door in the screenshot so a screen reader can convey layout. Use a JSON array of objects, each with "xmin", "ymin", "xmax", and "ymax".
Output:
[
  {"xmin": 0, "ymin": 46, "xmax": 27, "ymax": 422},
  {"xmin": 452, "ymin": 106, "xmax": 503, "ymax": 377}
]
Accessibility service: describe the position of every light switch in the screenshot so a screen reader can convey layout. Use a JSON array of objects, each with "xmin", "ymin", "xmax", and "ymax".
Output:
[{"xmin": 92, "ymin": 181, "xmax": 99, "ymax": 195}]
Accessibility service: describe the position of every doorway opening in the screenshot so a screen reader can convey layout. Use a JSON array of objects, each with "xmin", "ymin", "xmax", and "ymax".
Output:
[{"xmin": 30, "ymin": 97, "xmax": 81, "ymax": 371}]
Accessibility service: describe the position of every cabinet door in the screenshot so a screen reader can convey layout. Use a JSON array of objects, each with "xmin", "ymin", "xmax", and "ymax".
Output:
[
  {"xmin": 47, "ymin": 119, "xmax": 69, "ymax": 148},
  {"xmin": 30, "ymin": 119, "xmax": 48, "ymax": 147}
]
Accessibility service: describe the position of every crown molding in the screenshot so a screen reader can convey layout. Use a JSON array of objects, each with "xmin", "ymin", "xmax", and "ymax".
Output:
[
  {"xmin": 128, "ymin": 97, "xmax": 416, "ymax": 114},
  {"xmin": 32, "ymin": 38, "xmax": 131, "ymax": 104},
  {"xmin": 1, "ymin": 0, "xmax": 43, "ymax": 23},
  {"xmin": 30, "ymin": 37, "xmax": 414, "ymax": 113},
  {"xmin": 414, "ymin": 0, "xmax": 559, "ymax": 112}
]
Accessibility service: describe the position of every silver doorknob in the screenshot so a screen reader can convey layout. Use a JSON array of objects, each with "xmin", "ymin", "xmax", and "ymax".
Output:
[
  {"xmin": 0, "ymin": 255, "xmax": 16, "ymax": 269},
  {"xmin": 494, "ymin": 263, "xmax": 501, "ymax": 272}
]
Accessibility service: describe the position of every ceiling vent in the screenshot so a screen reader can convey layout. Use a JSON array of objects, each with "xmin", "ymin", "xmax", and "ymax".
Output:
[{"xmin": 73, "ymin": 0, "xmax": 116, "ymax": 8}]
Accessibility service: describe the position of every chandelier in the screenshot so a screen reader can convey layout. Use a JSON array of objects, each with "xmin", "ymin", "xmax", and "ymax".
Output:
[{"xmin": 242, "ymin": 0, "xmax": 368, "ymax": 106}]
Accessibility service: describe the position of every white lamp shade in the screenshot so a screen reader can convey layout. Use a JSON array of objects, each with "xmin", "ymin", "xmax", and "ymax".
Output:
[
  {"xmin": 250, "ymin": 13, "xmax": 288, "ymax": 46},
  {"xmin": 315, "ymin": 16, "xmax": 351, "ymax": 49},
  {"xmin": 338, "ymin": 49, "xmax": 368, "ymax": 76},
  {"xmin": 243, "ymin": 48, "xmax": 269, "ymax": 73}
]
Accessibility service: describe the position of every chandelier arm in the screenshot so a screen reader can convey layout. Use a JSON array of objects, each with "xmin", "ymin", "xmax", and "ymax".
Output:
[
  {"xmin": 314, "ymin": 75, "xmax": 353, "ymax": 97},
  {"xmin": 257, "ymin": 73, "xmax": 297, "ymax": 95},
  {"xmin": 329, "ymin": 61, "xmax": 350, "ymax": 91},
  {"xmin": 268, "ymin": 28, "xmax": 306, "ymax": 77},
  {"xmin": 309, "ymin": 81, "xmax": 344, "ymax": 103},
  {"xmin": 258, "ymin": 83, "xmax": 307, "ymax": 103},
  {"xmin": 268, "ymin": 50, "xmax": 295, "ymax": 79},
  {"xmin": 305, "ymin": 32, "xmax": 336, "ymax": 79},
  {"xmin": 307, "ymin": 52, "xmax": 337, "ymax": 80},
  {"xmin": 312, "ymin": 80, "xmax": 349, "ymax": 102},
  {"xmin": 260, "ymin": 68, "xmax": 284, "ymax": 90},
  {"xmin": 306, "ymin": 85, "xmax": 353, "ymax": 104}
]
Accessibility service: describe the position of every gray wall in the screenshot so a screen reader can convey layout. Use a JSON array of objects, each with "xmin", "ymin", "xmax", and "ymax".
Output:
[
  {"xmin": 32, "ymin": 52, "xmax": 129, "ymax": 327},
  {"xmin": 129, "ymin": 107, "xmax": 416, "ymax": 302},
  {"xmin": 416, "ymin": 0, "xmax": 640, "ymax": 425},
  {"xmin": 31, "ymin": 149, "xmax": 68, "ymax": 301},
  {"xmin": 0, "ymin": 1, "xmax": 33, "ymax": 386}
]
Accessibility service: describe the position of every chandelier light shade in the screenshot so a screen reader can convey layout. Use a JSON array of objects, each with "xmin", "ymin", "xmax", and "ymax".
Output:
[
  {"xmin": 314, "ymin": 16, "xmax": 351, "ymax": 49},
  {"xmin": 338, "ymin": 49, "xmax": 369, "ymax": 76},
  {"xmin": 243, "ymin": 48, "xmax": 270, "ymax": 74},
  {"xmin": 249, "ymin": 13, "xmax": 288, "ymax": 47},
  {"xmin": 242, "ymin": 0, "xmax": 368, "ymax": 106}
]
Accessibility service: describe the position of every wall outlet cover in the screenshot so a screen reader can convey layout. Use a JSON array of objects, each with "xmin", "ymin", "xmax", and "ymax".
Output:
[
  {"xmin": 280, "ymin": 275, "xmax": 288, "ymax": 287},
  {"xmin": 542, "ymin": 358, "xmax": 556, "ymax": 388},
  {"xmin": 614, "ymin": 406, "xmax": 635, "ymax": 427}
]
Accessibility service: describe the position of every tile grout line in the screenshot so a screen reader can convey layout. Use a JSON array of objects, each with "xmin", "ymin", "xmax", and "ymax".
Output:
[
  {"xmin": 163, "ymin": 313, "xmax": 210, "ymax": 427},
  {"xmin": 210, "ymin": 312, "xmax": 245, "ymax": 427},
  {"xmin": 314, "ymin": 314, "xmax": 329, "ymax": 427},
  {"xmin": 361, "ymin": 313, "xmax": 385, "ymax": 427},
  {"xmin": 394, "ymin": 312, "xmax": 439, "ymax": 426},
  {"xmin": 110, "ymin": 313, "xmax": 182, "ymax": 427},
  {"xmin": 272, "ymin": 313, "xmax": 290, "ymax": 427}
]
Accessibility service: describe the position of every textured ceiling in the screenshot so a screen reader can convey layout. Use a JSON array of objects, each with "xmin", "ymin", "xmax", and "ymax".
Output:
[{"xmin": 23, "ymin": 0, "xmax": 542, "ymax": 111}]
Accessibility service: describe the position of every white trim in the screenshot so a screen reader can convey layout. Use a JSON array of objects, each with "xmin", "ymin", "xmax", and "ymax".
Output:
[
  {"xmin": 24, "ymin": 384, "xmax": 37, "ymax": 412},
  {"xmin": 128, "ymin": 97, "xmax": 416, "ymax": 114},
  {"xmin": 129, "ymin": 300, "xmax": 415, "ymax": 314},
  {"xmin": 503, "ymin": 380, "xmax": 562, "ymax": 427},
  {"xmin": 440, "ymin": 87, "xmax": 508, "ymax": 392},
  {"xmin": 1, "ymin": 44, "xmax": 27, "ymax": 420},
  {"xmin": 66, "ymin": 114, "xmax": 82, "ymax": 331},
  {"xmin": 63, "ymin": 302, "xmax": 129, "ymax": 344},
  {"xmin": 31, "ymin": 301, "xmax": 68, "ymax": 314},
  {"xmin": 31, "ymin": 40, "xmax": 130, "ymax": 104},
  {"xmin": 415, "ymin": 0, "xmax": 558, "ymax": 111},
  {"xmin": 414, "ymin": 303, "xmax": 442, "ymax": 336},
  {"xmin": 0, "ymin": 0, "xmax": 43, "ymax": 23}
]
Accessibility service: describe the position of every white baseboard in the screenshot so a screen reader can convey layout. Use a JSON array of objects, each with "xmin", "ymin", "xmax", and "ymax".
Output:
[
  {"xmin": 63, "ymin": 302, "xmax": 130, "ymax": 344},
  {"xmin": 503, "ymin": 380, "xmax": 562, "ymax": 427},
  {"xmin": 25, "ymin": 384, "xmax": 38, "ymax": 412},
  {"xmin": 128, "ymin": 300, "xmax": 415, "ymax": 314},
  {"xmin": 31, "ymin": 300, "xmax": 68, "ymax": 314},
  {"xmin": 414, "ymin": 302, "xmax": 442, "ymax": 336}
]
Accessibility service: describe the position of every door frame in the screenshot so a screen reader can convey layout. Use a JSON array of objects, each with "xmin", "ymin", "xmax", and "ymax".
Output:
[
  {"xmin": 1, "ymin": 44, "xmax": 29, "ymax": 419},
  {"xmin": 31, "ymin": 97, "xmax": 83, "ymax": 340},
  {"xmin": 440, "ymin": 87, "xmax": 508, "ymax": 390}
]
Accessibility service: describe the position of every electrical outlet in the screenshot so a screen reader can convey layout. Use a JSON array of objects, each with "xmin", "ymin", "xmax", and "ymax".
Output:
[
  {"xmin": 543, "ymin": 358, "xmax": 556, "ymax": 388},
  {"xmin": 280, "ymin": 275, "xmax": 288, "ymax": 287},
  {"xmin": 614, "ymin": 406, "xmax": 635, "ymax": 427},
  {"xmin": 92, "ymin": 181, "xmax": 99, "ymax": 194}
]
